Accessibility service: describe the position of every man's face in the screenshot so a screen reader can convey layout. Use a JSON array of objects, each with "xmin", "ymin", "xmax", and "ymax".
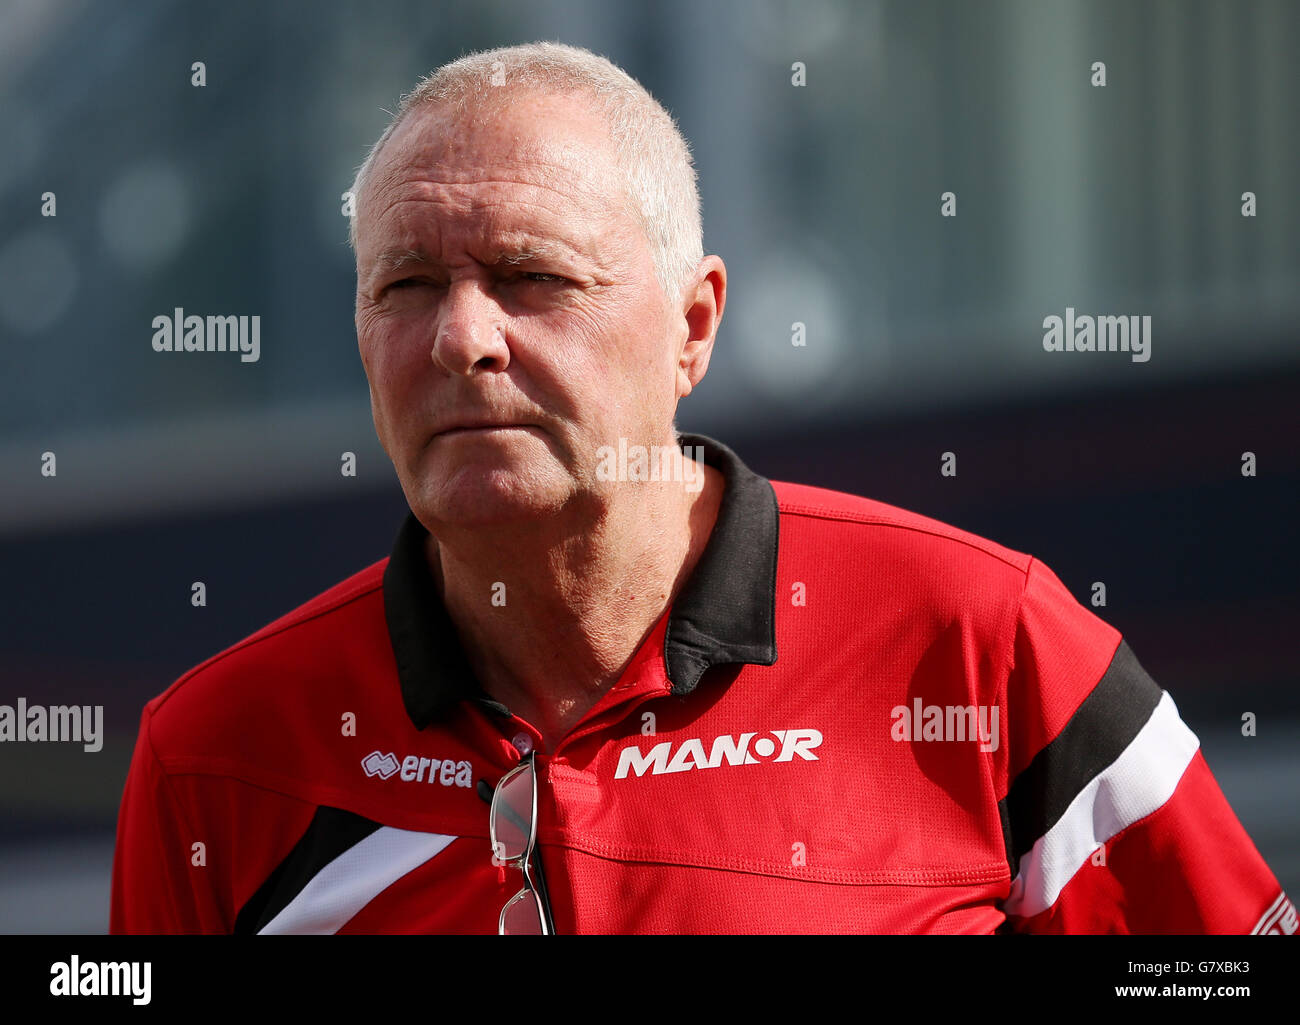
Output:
[{"xmin": 355, "ymin": 89, "xmax": 688, "ymax": 531}]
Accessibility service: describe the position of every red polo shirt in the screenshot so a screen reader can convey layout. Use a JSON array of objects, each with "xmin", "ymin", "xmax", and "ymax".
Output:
[{"xmin": 110, "ymin": 433, "xmax": 1294, "ymax": 934}]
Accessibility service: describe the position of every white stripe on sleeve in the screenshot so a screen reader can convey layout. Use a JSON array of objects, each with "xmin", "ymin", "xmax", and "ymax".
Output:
[
  {"xmin": 259, "ymin": 828, "xmax": 457, "ymax": 934},
  {"xmin": 1003, "ymin": 690, "xmax": 1199, "ymax": 920}
]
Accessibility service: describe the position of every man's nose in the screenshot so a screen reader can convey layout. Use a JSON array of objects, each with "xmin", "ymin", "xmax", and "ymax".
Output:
[{"xmin": 431, "ymin": 278, "xmax": 510, "ymax": 376}]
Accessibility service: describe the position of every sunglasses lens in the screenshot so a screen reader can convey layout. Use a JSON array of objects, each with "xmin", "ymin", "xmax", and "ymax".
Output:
[
  {"xmin": 500, "ymin": 888, "xmax": 546, "ymax": 935},
  {"xmin": 491, "ymin": 759, "xmax": 534, "ymax": 862}
]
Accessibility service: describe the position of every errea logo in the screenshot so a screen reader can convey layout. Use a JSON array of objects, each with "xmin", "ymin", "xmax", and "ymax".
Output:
[
  {"xmin": 361, "ymin": 750, "xmax": 473, "ymax": 787},
  {"xmin": 361, "ymin": 751, "xmax": 400, "ymax": 779},
  {"xmin": 615, "ymin": 729, "xmax": 823, "ymax": 779}
]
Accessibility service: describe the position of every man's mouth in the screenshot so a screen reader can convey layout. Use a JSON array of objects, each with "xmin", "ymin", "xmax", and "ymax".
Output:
[{"xmin": 435, "ymin": 424, "xmax": 538, "ymax": 439}]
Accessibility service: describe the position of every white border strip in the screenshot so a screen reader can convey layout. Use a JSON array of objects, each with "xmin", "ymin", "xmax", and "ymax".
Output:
[{"xmin": 1250, "ymin": 891, "xmax": 1294, "ymax": 935}]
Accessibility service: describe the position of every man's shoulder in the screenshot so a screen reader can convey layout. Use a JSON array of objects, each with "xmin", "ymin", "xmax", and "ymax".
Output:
[
  {"xmin": 144, "ymin": 556, "xmax": 392, "ymax": 749},
  {"xmin": 770, "ymin": 477, "xmax": 1031, "ymax": 581},
  {"xmin": 766, "ymin": 476, "xmax": 1118, "ymax": 678}
]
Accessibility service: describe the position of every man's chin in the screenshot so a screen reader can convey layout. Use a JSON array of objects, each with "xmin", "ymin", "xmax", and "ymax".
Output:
[{"xmin": 407, "ymin": 469, "xmax": 566, "ymax": 532}]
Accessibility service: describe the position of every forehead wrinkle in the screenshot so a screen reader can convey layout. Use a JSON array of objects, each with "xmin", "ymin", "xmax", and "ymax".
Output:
[
  {"xmin": 368, "ymin": 190, "xmax": 609, "ymax": 274},
  {"xmin": 382, "ymin": 117, "xmax": 619, "ymax": 197},
  {"xmin": 375, "ymin": 174, "xmax": 610, "ymax": 231},
  {"xmin": 364, "ymin": 153, "xmax": 627, "ymax": 242}
]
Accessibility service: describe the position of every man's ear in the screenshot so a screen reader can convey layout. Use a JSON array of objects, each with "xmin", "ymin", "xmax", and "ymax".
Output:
[{"xmin": 676, "ymin": 255, "xmax": 727, "ymax": 399}]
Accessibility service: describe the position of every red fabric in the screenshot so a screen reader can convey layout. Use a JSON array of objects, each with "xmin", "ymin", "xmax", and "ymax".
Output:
[
  {"xmin": 1006, "ymin": 751, "xmax": 1289, "ymax": 935},
  {"xmin": 110, "ymin": 481, "xmax": 1290, "ymax": 934}
]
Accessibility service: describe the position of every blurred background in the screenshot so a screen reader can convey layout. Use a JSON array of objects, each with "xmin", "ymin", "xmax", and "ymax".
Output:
[{"xmin": 1, "ymin": 0, "xmax": 1296, "ymax": 932}]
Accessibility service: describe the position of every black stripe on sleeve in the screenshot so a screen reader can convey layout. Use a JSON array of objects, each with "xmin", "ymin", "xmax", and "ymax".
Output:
[
  {"xmin": 233, "ymin": 806, "xmax": 384, "ymax": 935},
  {"xmin": 997, "ymin": 640, "xmax": 1163, "ymax": 878}
]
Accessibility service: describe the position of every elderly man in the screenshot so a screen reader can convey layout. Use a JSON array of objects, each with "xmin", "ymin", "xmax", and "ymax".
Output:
[{"xmin": 111, "ymin": 42, "xmax": 1294, "ymax": 936}]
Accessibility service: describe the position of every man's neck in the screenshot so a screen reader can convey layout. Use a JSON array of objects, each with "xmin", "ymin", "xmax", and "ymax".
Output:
[{"xmin": 426, "ymin": 459, "xmax": 725, "ymax": 753}]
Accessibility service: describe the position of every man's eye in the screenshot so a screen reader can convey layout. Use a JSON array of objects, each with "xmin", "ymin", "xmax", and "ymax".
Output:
[{"xmin": 386, "ymin": 274, "xmax": 561, "ymax": 291}]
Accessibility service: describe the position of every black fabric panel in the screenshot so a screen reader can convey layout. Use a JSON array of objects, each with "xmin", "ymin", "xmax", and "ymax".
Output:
[
  {"xmin": 383, "ymin": 513, "xmax": 481, "ymax": 730},
  {"xmin": 664, "ymin": 433, "xmax": 780, "ymax": 694},
  {"xmin": 997, "ymin": 796, "xmax": 1015, "ymax": 871},
  {"xmin": 1001, "ymin": 640, "xmax": 1164, "ymax": 876},
  {"xmin": 233, "ymin": 806, "xmax": 384, "ymax": 934}
]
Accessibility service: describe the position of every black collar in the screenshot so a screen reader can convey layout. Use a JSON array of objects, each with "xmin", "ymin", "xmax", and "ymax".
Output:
[{"xmin": 383, "ymin": 432, "xmax": 779, "ymax": 730}]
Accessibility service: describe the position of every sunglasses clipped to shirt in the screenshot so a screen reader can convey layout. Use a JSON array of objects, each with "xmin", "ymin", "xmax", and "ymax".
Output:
[{"xmin": 486, "ymin": 751, "xmax": 557, "ymax": 935}]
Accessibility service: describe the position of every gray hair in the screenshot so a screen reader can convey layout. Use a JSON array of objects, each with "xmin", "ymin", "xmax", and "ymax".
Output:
[{"xmin": 348, "ymin": 41, "xmax": 703, "ymax": 308}]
